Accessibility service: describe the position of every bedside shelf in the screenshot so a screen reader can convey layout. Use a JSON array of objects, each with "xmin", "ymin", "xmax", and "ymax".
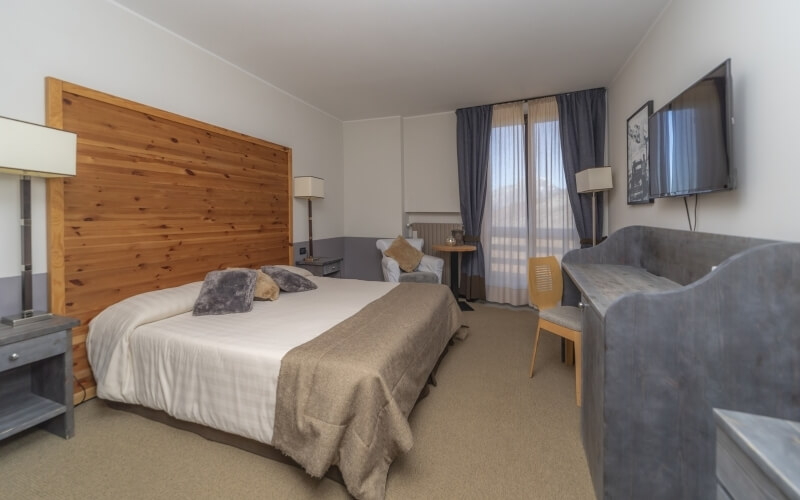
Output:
[
  {"xmin": 0, "ymin": 315, "xmax": 79, "ymax": 442},
  {"xmin": 0, "ymin": 392, "xmax": 66, "ymax": 440},
  {"xmin": 295, "ymin": 257, "xmax": 343, "ymax": 277}
]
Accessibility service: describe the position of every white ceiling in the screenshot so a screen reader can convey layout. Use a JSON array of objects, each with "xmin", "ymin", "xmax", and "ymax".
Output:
[{"xmin": 113, "ymin": 0, "xmax": 670, "ymax": 121}]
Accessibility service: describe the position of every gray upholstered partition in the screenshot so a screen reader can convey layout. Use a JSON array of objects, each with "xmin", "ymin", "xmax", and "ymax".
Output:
[{"xmin": 562, "ymin": 226, "xmax": 800, "ymax": 499}]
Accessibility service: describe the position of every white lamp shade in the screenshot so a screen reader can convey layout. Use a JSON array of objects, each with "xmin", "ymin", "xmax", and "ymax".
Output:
[
  {"xmin": 576, "ymin": 166, "xmax": 613, "ymax": 193},
  {"xmin": 0, "ymin": 116, "xmax": 77, "ymax": 177},
  {"xmin": 294, "ymin": 176, "xmax": 324, "ymax": 199}
]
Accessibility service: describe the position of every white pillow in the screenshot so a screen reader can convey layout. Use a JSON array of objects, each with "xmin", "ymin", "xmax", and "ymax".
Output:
[{"xmin": 273, "ymin": 265, "xmax": 314, "ymax": 277}]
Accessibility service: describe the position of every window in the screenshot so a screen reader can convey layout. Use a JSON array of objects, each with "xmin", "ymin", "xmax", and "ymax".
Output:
[{"xmin": 482, "ymin": 98, "xmax": 579, "ymax": 306}]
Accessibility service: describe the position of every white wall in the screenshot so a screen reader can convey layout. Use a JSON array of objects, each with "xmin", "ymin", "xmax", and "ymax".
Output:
[
  {"xmin": 0, "ymin": 0, "xmax": 343, "ymax": 278},
  {"xmin": 403, "ymin": 112, "xmax": 460, "ymax": 214},
  {"xmin": 343, "ymin": 117, "xmax": 403, "ymax": 237},
  {"xmin": 608, "ymin": 0, "xmax": 800, "ymax": 241}
]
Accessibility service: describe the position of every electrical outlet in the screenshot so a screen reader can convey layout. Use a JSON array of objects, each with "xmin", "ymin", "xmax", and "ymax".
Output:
[{"xmin": 299, "ymin": 247, "xmax": 307, "ymax": 255}]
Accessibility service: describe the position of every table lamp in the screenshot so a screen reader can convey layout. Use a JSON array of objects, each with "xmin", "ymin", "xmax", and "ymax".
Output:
[
  {"xmin": 576, "ymin": 166, "xmax": 613, "ymax": 246},
  {"xmin": 293, "ymin": 176, "xmax": 324, "ymax": 262},
  {"xmin": 0, "ymin": 116, "xmax": 77, "ymax": 326}
]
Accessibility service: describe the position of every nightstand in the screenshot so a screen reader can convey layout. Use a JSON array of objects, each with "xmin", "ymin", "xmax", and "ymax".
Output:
[
  {"xmin": 295, "ymin": 257, "xmax": 343, "ymax": 277},
  {"xmin": 0, "ymin": 315, "xmax": 79, "ymax": 441},
  {"xmin": 715, "ymin": 409, "xmax": 800, "ymax": 499}
]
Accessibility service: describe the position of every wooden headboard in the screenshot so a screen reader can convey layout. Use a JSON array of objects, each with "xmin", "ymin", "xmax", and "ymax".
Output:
[{"xmin": 45, "ymin": 78, "xmax": 293, "ymax": 401}]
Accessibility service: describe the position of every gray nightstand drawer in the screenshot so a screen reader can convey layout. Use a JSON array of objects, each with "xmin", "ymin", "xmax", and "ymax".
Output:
[
  {"xmin": 0, "ymin": 330, "xmax": 68, "ymax": 372},
  {"xmin": 296, "ymin": 257, "xmax": 343, "ymax": 277},
  {"xmin": 323, "ymin": 261, "xmax": 340, "ymax": 275}
]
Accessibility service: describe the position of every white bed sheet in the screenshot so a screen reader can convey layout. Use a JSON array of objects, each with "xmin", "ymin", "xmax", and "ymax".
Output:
[{"xmin": 88, "ymin": 276, "xmax": 397, "ymax": 444}]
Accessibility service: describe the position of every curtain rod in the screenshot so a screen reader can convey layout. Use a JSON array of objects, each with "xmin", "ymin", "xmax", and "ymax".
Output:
[{"xmin": 488, "ymin": 86, "xmax": 606, "ymax": 108}]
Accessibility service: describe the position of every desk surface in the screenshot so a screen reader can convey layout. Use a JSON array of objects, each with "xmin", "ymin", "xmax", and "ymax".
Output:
[
  {"xmin": 0, "ymin": 315, "xmax": 80, "ymax": 347},
  {"xmin": 563, "ymin": 263, "xmax": 681, "ymax": 316},
  {"xmin": 295, "ymin": 256, "xmax": 342, "ymax": 266},
  {"xmin": 432, "ymin": 244, "xmax": 476, "ymax": 253}
]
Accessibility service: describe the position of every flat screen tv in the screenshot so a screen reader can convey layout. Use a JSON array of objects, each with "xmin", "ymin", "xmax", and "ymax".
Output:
[{"xmin": 649, "ymin": 59, "xmax": 734, "ymax": 198}]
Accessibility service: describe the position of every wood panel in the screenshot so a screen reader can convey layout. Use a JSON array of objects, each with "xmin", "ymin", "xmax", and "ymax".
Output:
[{"xmin": 45, "ymin": 78, "xmax": 293, "ymax": 400}]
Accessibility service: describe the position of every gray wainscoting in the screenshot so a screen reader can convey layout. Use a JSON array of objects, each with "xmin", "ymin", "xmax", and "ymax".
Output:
[
  {"xmin": 292, "ymin": 237, "xmax": 345, "ymax": 265},
  {"xmin": 292, "ymin": 236, "xmax": 345, "ymax": 270},
  {"xmin": 343, "ymin": 237, "xmax": 384, "ymax": 281},
  {"xmin": 0, "ymin": 273, "xmax": 49, "ymax": 317},
  {"xmin": 292, "ymin": 237, "xmax": 345, "ymax": 263},
  {"xmin": 294, "ymin": 237, "xmax": 387, "ymax": 281}
]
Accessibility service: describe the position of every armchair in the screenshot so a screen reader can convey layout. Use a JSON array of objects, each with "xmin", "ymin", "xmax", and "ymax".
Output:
[{"xmin": 375, "ymin": 238, "xmax": 444, "ymax": 283}]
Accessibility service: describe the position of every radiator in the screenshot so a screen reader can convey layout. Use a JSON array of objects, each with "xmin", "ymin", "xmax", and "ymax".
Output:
[{"xmin": 410, "ymin": 222, "xmax": 463, "ymax": 287}]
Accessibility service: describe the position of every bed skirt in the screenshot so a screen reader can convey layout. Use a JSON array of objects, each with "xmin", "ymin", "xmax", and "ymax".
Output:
[{"xmin": 102, "ymin": 341, "xmax": 454, "ymax": 488}]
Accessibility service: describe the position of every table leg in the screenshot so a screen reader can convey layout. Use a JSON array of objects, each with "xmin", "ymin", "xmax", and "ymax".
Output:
[{"xmin": 449, "ymin": 253, "xmax": 472, "ymax": 311}]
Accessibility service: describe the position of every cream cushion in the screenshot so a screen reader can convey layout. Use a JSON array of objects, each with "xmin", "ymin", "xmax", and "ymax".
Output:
[
  {"xmin": 383, "ymin": 235, "xmax": 424, "ymax": 273},
  {"xmin": 253, "ymin": 270, "xmax": 280, "ymax": 301},
  {"xmin": 228, "ymin": 268, "xmax": 280, "ymax": 301}
]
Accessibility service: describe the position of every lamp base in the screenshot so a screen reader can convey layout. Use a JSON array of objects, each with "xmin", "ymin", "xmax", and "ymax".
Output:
[
  {"xmin": 1, "ymin": 310, "xmax": 53, "ymax": 327},
  {"xmin": 303, "ymin": 256, "xmax": 317, "ymax": 263},
  {"xmin": 592, "ymin": 191, "xmax": 597, "ymax": 246}
]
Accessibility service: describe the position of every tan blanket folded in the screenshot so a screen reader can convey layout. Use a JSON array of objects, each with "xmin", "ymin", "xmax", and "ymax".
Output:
[{"xmin": 272, "ymin": 283, "xmax": 461, "ymax": 500}]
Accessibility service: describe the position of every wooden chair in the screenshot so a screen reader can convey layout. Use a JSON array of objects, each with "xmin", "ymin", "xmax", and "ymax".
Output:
[{"xmin": 528, "ymin": 256, "xmax": 583, "ymax": 406}]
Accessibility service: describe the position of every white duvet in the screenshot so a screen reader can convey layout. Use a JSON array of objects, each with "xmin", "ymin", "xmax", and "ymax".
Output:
[{"xmin": 87, "ymin": 276, "xmax": 397, "ymax": 444}]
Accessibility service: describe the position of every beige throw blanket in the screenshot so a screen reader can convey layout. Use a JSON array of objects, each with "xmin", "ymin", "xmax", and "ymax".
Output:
[{"xmin": 272, "ymin": 283, "xmax": 461, "ymax": 500}]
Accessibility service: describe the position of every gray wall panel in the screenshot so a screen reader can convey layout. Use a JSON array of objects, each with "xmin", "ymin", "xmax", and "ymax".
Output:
[
  {"xmin": 293, "ymin": 236, "xmax": 383, "ymax": 281},
  {"xmin": 292, "ymin": 237, "xmax": 345, "ymax": 267},
  {"xmin": 0, "ymin": 273, "xmax": 48, "ymax": 317},
  {"xmin": 343, "ymin": 237, "xmax": 383, "ymax": 281}
]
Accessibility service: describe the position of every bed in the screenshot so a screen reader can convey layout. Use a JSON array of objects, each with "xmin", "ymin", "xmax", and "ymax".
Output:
[
  {"xmin": 87, "ymin": 271, "xmax": 461, "ymax": 500},
  {"xmin": 45, "ymin": 79, "xmax": 462, "ymax": 500}
]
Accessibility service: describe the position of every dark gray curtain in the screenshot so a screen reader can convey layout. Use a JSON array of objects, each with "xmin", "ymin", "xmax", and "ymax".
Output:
[
  {"xmin": 456, "ymin": 105, "xmax": 492, "ymax": 301},
  {"xmin": 557, "ymin": 89, "xmax": 607, "ymax": 247}
]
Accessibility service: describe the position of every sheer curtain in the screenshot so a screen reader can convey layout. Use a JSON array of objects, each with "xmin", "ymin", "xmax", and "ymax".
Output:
[
  {"xmin": 481, "ymin": 99, "xmax": 579, "ymax": 306},
  {"xmin": 481, "ymin": 102, "xmax": 528, "ymax": 305},
  {"xmin": 527, "ymin": 97, "xmax": 579, "ymax": 259}
]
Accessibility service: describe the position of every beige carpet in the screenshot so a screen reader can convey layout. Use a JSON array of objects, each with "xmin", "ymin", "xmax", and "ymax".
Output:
[{"xmin": 0, "ymin": 303, "xmax": 593, "ymax": 499}]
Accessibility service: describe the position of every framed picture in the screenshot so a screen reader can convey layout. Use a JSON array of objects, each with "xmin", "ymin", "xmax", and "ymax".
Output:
[{"xmin": 627, "ymin": 100, "xmax": 654, "ymax": 205}]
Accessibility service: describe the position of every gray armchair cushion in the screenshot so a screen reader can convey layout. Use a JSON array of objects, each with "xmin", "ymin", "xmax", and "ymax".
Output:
[
  {"xmin": 398, "ymin": 271, "xmax": 438, "ymax": 283},
  {"xmin": 261, "ymin": 266, "xmax": 318, "ymax": 292},
  {"xmin": 539, "ymin": 306, "xmax": 582, "ymax": 331},
  {"xmin": 416, "ymin": 255, "xmax": 444, "ymax": 283},
  {"xmin": 193, "ymin": 269, "xmax": 258, "ymax": 316}
]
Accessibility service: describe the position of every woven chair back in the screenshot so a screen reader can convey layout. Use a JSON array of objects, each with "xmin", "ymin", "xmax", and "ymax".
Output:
[{"xmin": 527, "ymin": 256, "xmax": 563, "ymax": 311}]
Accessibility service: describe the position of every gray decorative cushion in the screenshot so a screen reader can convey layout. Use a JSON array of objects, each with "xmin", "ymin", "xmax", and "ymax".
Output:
[
  {"xmin": 271, "ymin": 265, "xmax": 314, "ymax": 277},
  {"xmin": 261, "ymin": 266, "xmax": 318, "ymax": 292},
  {"xmin": 193, "ymin": 269, "xmax": 258, "ymax": 316},
  {"xmin": 398, "ymin": 271, "xmax": 438, "ymax": 284},
  {"xmin": 539, "ymin": 306, "xmax": 582, "ymax": 331}
]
